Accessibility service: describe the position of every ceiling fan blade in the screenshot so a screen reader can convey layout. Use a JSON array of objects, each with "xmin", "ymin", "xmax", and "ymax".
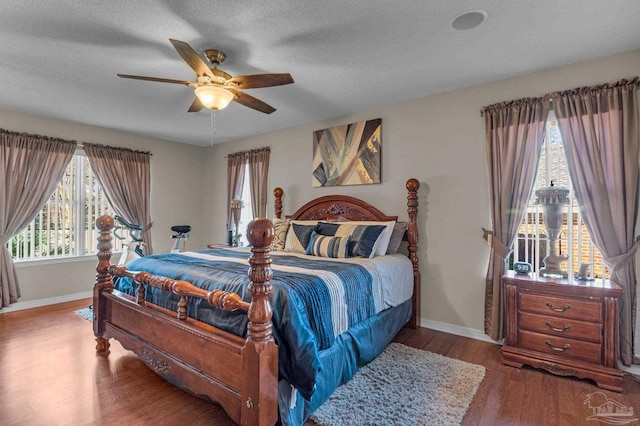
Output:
[
  {"xmin": 231, "ymin": 90, "xmax": 276, "ymax": 114},
  {"xmin": 169, "ymin": 38, "xmax": 214, "ymax": 78},
  {"xmin": 188, "ymin": 97, "xmax": 204, "ymax": 112},
  {"xmin": 229, "ymin": 73, "xmax": 294, "ymax": 89},
  {"xmin": 117, "ymin": 74, "xmax": 193, "ymax": 86}
]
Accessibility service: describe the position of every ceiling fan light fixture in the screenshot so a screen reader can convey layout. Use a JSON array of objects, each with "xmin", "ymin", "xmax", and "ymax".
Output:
[{"xmin": 195, "ymin": 85, "xmax": 235, "ymax": 110}]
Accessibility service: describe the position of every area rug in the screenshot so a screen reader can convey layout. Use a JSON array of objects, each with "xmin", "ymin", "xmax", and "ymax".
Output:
[
  {"xmin": 75, "ymin": 306, "xmax": 93, "ymax": 321},
  {"xmin": 310, "ymin": 342, "xmax": 485, "ymax": 426}
]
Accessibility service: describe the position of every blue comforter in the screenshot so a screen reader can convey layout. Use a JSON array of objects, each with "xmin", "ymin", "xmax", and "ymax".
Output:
[{"xmin": 116, "ymin": 248, "xmax": 382, "ymax": 400}]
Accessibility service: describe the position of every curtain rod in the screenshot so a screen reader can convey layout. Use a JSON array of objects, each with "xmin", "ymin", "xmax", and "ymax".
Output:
[
  {"xmin": 224, "ymin": 146, "xmax": 270, "ymax": 158},
  {"xmin": 480, "ymin": 97, "xmax": 554, "ymax": 118},
  {"xmin": 480, "ymin": 76, "xmax": 639, "ymax": 117},
  {"xmin": 77, "ymin": 142, "xmax": 152, "ymax": 156}
]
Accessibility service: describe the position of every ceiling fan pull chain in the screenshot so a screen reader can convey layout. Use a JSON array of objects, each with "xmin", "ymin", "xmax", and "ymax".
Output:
[{"xmin": 210, "ymin": 110, "xmax": 216, "ymax": 146}]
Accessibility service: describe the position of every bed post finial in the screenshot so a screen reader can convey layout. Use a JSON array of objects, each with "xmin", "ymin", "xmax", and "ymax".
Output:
[
  {"xmin": 94, "ymin": 215, "xmax": 115, "ymax": 352},
  {"xmin": 243, "ymin": 218, "xmax": 278, "ymax": 425},
  {"xmin": 273, "ymin": 187, "xmax": 283, "ymax": 219},
  {"xmin": 406, "ymin": 178, "xmax": 420, "ymax": 329}
]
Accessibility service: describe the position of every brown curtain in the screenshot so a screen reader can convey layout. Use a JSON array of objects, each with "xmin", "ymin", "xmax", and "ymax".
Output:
[
  {"xmin": 84, "ymin": 143, "xmax": 153, "ymax": 254},
  {"xmin": 551, "ymin": 77, "xmax": 640, "ymax": 365},
  {"xmin": 0, "ymin": 129, "xmax": 76, "ymax": 308},
  {"xmin": 227, "ymin": 152, "xmax": 246, "ymax": 231},
  {"xmin": 484, "ymin": 98, "xmax": 549, "ymax": 340},
  {"xmin": 248, "ymin": 148, "xmax": 270, "ymax": 218}
]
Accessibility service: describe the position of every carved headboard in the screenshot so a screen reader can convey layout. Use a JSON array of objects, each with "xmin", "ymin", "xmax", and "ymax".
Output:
[
  {"xmin": 272, "ymin": 179, "xmax": 421, "ymax": 328},
  {"xmin": 277, "ymin": 194, "xmax": 398, "ymax": 222}
]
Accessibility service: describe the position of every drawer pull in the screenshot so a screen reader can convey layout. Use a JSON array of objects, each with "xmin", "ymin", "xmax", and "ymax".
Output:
[
  {"xmin": 545, "ymin": 321, "xmax": 571, "ymax": 333},
  {"xmin": 545, "ymin": 302, "xmax": 571, "ymax": 312},
  {"xmin": 545, "ymin": 340, "xmax": 571, "ymax": 352}
]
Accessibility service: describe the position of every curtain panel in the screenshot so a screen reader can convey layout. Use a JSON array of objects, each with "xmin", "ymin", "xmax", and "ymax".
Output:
[
  {"xmin": 0, "ymin": 129, "xmax": 76, "ymax": 308},
  {"xmin": 551, "ymin": 77, "xmax": 640, "ymax": 365},
  {"xmin": 83, "ymin": 143, "xmax": 153, "ymax": 255},
  {"xmin": 227, "ymin": 147, "xmax": 270, "ymax": 230},
  {"xmin": 227, "ymin": 153, "xmax": 246, "ymax": 231},
  {"xmin": 248, "ymin": 148, "xmax": 270, "ymax": 218},
  {"xmin": 483, "ymin": 98, "xmax": 549, "ymax": 340}
]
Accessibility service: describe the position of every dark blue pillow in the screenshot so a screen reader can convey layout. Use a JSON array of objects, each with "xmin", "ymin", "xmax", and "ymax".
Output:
[
  {"xmin": 315, "ymin": 221, "xmax": 340, "ymax": 236},
  {"xmin": 349, "ymin": 224, "xmax": 385, "ymax": 257}
]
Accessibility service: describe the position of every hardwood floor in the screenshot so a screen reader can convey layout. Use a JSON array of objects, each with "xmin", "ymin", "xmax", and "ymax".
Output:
[{"xmin": 1, "ymin": 299, "xmax": 639, "ymax": 425}]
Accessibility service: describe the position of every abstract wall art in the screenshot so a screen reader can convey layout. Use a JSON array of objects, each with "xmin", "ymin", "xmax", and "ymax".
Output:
[{"xmin": 312, "ymin": 118, "xmax": 381, "ymax": 187}]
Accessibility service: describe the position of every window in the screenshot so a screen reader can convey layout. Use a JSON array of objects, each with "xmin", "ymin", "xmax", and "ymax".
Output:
[
  {"xmin": 228, "ymin": 148, "xmax": 269, "ymax": 247},
  {"xmin": 6, "ymin": 152, "xmax": 119, "ymax": 262},
  {"xmin": 510, "ymin": 117, "xmax": 609, "ymax": 280},
  {"xmin": 236, "ymin": 167, "xmax": 254, "ymax": 247}
]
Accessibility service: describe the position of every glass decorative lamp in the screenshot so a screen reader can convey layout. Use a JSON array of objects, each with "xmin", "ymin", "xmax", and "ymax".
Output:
[
  {"xmin": 230, "ymin": 198, "xmax": 243, "ymax": 247},
  {"xmin": 535, "ymin": 182, "xmax": 570, "ymax": 278}
]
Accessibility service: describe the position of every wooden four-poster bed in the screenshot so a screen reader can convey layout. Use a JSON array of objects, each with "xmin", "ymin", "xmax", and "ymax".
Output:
[{"xmin": 92, "ymin": 178, "xmax": 420, "ymax": 425}]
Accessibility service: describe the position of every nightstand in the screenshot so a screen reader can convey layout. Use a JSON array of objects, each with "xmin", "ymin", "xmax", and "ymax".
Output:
[{"xmin": 502, "ymin": 271, "xmax": 624, "ymax": 392}]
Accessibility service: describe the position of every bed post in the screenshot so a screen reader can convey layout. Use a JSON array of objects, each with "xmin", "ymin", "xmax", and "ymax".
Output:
[
  {"xmin": 94, "ymin": 215, "xmax": 115, "ymax": 352},
  {"xmin": 273, "ymin": 187, "xmax": 283, "ymax": 219},
  {"xmin": 242, "ymin": 218, "xmax": 278, "ymax": 426},
  {"xmin": 406, "ymin": 178, "xmax": 420, "ymax": 329}
]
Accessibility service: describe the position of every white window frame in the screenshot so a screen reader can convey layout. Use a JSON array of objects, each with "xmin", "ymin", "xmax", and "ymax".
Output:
[
  {"xmin": 6, "ymin": 150, "xmax": 122, "ymax": 265},
  {"xmin": 236, "ymin": 166, "xmax": 254, "ymax": 247},
  {"xmin": 511, "ymin": 116, "xmax": 609, "ymax": 282}
]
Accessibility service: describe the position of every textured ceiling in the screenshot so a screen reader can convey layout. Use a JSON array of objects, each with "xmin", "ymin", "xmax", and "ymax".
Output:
[{"xmin": 1, "ymin": 1, "xmax": 639, "ymax": 146}]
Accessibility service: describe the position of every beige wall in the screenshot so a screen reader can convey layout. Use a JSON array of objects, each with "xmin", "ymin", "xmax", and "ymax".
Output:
[
  {"xmin": 204, "ymin": 49, "xmax": 640, "ymax": 335},
  {"xmin": 3, "ymin": 50, "xmax": 639, "ymax": 331},
  {"xmin": 0, "ymin": 110, "xmax": 207, "ymax": 306}
]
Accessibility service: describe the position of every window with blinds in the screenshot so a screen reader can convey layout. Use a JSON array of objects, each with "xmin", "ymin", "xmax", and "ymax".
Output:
[
  {"xmin": 7, "ymin": 153, "xmax": 119, "ymax": 261},
  {"xmin": 511, "ymin": 118, "xmax": 609, "ymax": 281}
]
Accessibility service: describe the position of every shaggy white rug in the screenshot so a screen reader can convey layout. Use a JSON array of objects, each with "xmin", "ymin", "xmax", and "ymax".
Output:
[
  {"xmin": 310, "ymin": 343, "xmax": 485, "ymax": 426},
  {"xmin": 75, "ymin": 306, "xmax": 93, "ymax": 321}
]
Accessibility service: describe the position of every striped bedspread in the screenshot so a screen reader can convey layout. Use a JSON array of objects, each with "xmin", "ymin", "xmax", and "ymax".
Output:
[{"xmin": 115, "ymin": 247, "xmax": 388, "ymax": 399}]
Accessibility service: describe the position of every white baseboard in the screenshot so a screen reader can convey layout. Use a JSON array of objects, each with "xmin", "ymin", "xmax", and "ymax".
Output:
[
  {"xmin": 420, "ymin": 318, "xmax": 503, "ymax": 345},
  {"xmin": 620, "ymin": 363, "xmax": 640, "ymax": 377},
  {"xmin": 419, "ymin": 317, "xmax": 640, "ymax": 377},
  {"xmin": 0, "ymin": 291, "xmax": 92, "ymax": 314}
]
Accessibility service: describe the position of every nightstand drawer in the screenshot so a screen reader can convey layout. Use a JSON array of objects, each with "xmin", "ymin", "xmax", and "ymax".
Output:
[
  {"xmin": 519, "ymin": 330, "xmax": 601, "ymax": 364},
  {"xmin": 519, "ymin": 293, "xmax": 601, "ymax": 322},
  {"xmin": 519, "ymin": 312, "xmax": 602, "ymax": 343}
]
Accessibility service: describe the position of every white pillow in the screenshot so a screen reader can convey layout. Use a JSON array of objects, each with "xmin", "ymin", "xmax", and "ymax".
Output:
[{"xmin": 362, "ymin": 221, "xmax": 396, "ymax": 256}]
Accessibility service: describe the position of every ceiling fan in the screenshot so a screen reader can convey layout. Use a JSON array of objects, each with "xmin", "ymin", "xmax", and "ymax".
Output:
[{"xmin": 117, "ymin": 38, "xmax": 294, "ymax": 114}]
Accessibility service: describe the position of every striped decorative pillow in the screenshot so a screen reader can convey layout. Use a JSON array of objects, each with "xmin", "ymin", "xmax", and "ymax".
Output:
[
  {"xmin": 341, "ymin": 224, "xmax": 385, "ymax": 258},
  {"xmin": 306, "ymin": 232, "xmax": 350, "ymax": 258},
  {"xmin": 316, "ymin": 221, "xmax": 395, "ymax": 257},
  {"xmin": 284, "ymin": 222, "xmax": 318, "ymax": 253}
]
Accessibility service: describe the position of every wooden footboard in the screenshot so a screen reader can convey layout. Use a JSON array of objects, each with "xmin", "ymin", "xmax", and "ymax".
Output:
[{"xmin": 93, "ymin": 217, "xmax": 278, "ymax": 426}]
